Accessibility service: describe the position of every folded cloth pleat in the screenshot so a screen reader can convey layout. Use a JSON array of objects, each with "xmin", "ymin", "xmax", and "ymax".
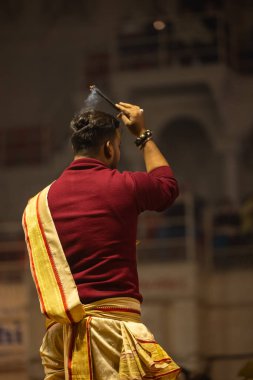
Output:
[{"xmin": 60, "ymin": 298, "xmax": 181, "ymax": 380}]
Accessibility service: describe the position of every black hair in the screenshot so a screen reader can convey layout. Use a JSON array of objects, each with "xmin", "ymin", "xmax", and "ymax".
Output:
[{"xmin": 70, "ymin": 110, "xmax": 120, "ymax": 155}]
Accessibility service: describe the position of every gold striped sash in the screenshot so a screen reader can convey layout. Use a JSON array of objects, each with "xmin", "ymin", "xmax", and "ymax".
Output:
[{"xmin": 22, "ymin": 185, "xmax": 84, "ymax": 324}]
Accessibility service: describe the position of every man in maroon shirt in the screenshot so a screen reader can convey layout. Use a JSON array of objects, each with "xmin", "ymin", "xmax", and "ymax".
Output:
[{"xmin": 39, "ymin": 101, "xmax": 180, "ymax": 380}]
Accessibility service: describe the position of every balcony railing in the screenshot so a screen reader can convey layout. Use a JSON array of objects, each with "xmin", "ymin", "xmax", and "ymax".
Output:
[
  {"xmin": 137, "ymin": 193, "xmax": 253, "ymax": 268},
  {"xmin": 85, "ymin": 11, "xmax": 253, "ymax": 76}
]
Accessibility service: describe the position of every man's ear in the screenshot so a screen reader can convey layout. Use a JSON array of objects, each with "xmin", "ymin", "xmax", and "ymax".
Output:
[{"xmin": 104, "ymin": 140, "xmax": 113, "ymax": 159}]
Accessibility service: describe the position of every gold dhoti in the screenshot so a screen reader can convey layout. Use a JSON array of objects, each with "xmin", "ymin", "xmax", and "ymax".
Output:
[{"xmin": 41, "ymin": 298, "xmax": 180, "ymax": 380}]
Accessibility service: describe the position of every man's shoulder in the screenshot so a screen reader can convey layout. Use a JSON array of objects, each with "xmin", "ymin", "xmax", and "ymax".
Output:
[{"xmin": 109, "ymin": 169, "xmax": 136, "ymax": 189}]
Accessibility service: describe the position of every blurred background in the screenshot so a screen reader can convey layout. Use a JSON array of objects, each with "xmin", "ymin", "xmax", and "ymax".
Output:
[{"xmin": 0, "ymin": 0, "xmax": 253, "ymax": 379}]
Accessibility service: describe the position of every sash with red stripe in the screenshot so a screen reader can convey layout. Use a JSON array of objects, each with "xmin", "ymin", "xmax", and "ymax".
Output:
[{"xmin": 22, "ymin": 185, "xmax": 84, "ymax": 324}]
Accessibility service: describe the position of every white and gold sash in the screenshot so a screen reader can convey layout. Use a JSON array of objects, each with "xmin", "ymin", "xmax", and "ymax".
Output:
[{"xmin": 22, "ymin": 185, "xmax": 84, "ymax": 324}]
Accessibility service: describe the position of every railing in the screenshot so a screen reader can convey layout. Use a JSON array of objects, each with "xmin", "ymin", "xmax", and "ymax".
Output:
[
  {"xmin": 203, "ymin": 204, "xmax": 253, "ymax": 270},
  {"xmin": 84, "ymin": 11, "xmax": 253, "ymax": 74},
  {"xmin": 137, "ymin": 192, "xmax": 197, "ymax": 263},
  {"xmin": 0, "ymin": 194, "xmax": 252, "ymax": 270},
  {"xmin": 137, "ymin": 194, "xmax": 253, "ymax": 269}
]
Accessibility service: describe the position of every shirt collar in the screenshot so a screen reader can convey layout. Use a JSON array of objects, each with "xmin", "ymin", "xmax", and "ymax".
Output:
[{"xmin": 66, "ymin": 157, "xmax": 108, "ymax": 171}]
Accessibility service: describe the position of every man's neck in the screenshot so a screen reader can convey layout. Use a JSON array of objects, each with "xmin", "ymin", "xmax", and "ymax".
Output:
[{"xmin": 74, "ymin": 155, "xmax": 108, "ymax": 167}]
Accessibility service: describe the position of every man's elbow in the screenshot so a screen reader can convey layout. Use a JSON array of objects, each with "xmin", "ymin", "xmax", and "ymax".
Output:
[
  {"xmin": 171, "ymin": 178, "xmax": 180, "ymax": 202},
  {"xmin": 161, "ymin": 178, "xmax": 180, "ymax": 211}
]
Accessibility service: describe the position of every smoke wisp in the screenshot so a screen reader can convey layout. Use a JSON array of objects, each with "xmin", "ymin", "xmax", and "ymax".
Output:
[{"xmin": 82, "ymin": 87, "xmax": 101, "ymax": 112}]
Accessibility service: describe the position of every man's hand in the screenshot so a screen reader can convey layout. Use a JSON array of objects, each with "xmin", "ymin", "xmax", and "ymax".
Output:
[
  {"xmin": 115, "ymin": 102, "xmax": 146, "ymax": 137},
  {"xmin": 116, "ymin": 101, "xmax": 170, "ymax": 172}
]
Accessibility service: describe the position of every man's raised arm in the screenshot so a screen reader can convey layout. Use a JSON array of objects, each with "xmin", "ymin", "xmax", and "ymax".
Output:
[{"xmin": 116, "ymin": 102, "xmax": 169, "ymax": 173}]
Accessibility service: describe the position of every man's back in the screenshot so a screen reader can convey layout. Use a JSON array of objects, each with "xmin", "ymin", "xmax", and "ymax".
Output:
[{"xmin": 48, "ymin": 157, "xmax": 178, "ymax": 304}]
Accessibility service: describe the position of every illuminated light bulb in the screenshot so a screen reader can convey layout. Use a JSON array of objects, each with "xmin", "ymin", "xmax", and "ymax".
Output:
[{"xmin": 153, "ymin": 20, "xmax": 166, "ymax": 31}]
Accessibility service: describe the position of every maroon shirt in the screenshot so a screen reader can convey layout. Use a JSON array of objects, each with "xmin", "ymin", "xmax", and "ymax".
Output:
[{"xmin": 48, "ymin": 158, "xmax": 179, "ymax": 303}]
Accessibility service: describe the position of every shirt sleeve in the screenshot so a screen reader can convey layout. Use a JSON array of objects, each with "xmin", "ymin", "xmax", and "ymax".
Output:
[{"xmin": 127, "ymin": 166, "xmax": 179, "ymax": 213}]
